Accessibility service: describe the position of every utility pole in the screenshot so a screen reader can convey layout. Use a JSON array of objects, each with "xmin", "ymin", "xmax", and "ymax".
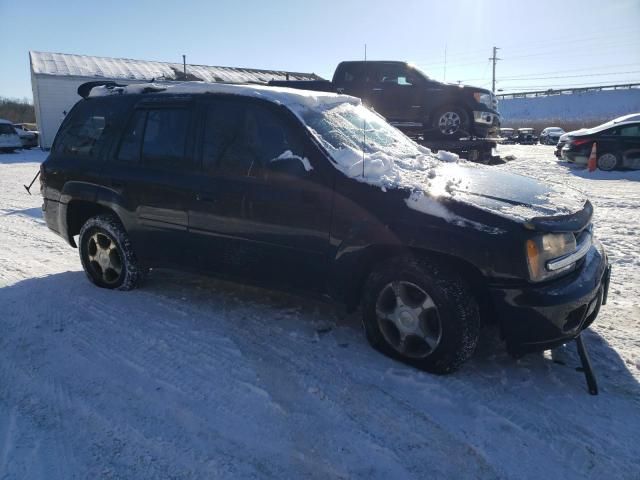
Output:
[{"xmin": 489, "ymin": 46, "xmax": 501, "ymax": 93}]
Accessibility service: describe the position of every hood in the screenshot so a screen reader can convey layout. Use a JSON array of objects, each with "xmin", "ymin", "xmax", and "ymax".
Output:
[{"xmin": 407, "ymin": 163, "xmax": 590, "ymax": 231}]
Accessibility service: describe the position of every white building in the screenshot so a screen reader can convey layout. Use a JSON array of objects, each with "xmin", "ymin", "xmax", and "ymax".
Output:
[{"xmin": 29, "ymin": 51, "xmax": 321, "ymax": 149}]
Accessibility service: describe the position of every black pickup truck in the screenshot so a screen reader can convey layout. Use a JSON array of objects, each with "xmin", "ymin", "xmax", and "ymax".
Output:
[{"xmin": 270, "ymin": 61, "xmax": 500, "ymax": 140}]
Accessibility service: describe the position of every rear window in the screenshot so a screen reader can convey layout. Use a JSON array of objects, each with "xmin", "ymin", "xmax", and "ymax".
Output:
[
  {"xmin": 116, "ymin": 106, "xmax": 192, "ymax": 169},
  {"xmin": 0, "ymin": 124, "xmax": 16, "ymax": 135},
  {"xmin": 142, "ymin": 109, "xmax": 190, "ymax": 168},
  {"xmin": 54, "ymin": 98, "xmax": 129, "ymax": 159}
]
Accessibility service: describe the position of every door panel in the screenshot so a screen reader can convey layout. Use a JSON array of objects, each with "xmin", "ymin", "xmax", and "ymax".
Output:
[
  {"xmin": 104, "ymin": 103, "xmax": 200, "ymax": 267},
  {"xmin": 190, "ymin": 98, "xmax": 333, "ymax": 291}
]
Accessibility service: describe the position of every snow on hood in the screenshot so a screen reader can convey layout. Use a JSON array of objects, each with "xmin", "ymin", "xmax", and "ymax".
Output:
[{"xmin": 296, "ymin": 102, "xmax": 587, "ymax": 227}]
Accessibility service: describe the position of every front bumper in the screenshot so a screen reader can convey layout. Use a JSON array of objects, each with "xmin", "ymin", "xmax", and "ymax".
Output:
[
  {"xmin": 489, "ymin": 240, "xmax": 610, "ymax": 354},
  {"xmin": 473, "ymin": 111, "xmax": 501, "ymax": 137}
]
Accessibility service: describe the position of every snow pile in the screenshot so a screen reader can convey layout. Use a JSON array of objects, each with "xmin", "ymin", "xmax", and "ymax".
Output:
[{"xmin": 1, "ymin": 147, "xmax": 640, "ymax": 479}]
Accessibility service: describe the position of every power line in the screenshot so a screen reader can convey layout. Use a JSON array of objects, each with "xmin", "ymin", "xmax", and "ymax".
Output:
[
  {"xmin": 500, "ymin": 70, "xmax": 640, "ymax": 81},
  {"xmin": 496, "ymin": 63, "xmax": 640, "ymax": 79},
  {"xmin": 408, "ymin": 26, "xmax": 640, "ymax": 68},
  {"xmin": 498, "ymin": 81, "xmax": 640, "ymax": 91}
]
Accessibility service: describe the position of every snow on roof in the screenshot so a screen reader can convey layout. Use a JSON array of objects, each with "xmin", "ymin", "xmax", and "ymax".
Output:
[
  {"xmin": 88, "ymin": 81, "xmax": 360, "ymax": 111},
  {"xmin": 30, "ymin": 51, "xmax": 322, "ymax": 84}
]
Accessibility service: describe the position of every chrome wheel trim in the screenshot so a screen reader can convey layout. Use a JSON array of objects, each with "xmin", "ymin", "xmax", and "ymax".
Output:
[
  {"xmin": 87, "ymin": 232, "xmax": 122, "ymax": 285},
  {"xmin": 375, "ymin": 281, "xmax": 442, "ymax": 358},
  {"xmin": 597, "ymin": 153, "xmax": 617, "ymax": 171},
  {"xmin": 437, "ymin": 111, "xmax": 462, "ymax": 135}
]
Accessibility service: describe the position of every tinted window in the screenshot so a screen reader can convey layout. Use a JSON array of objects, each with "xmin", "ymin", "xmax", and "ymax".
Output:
[
  {"xmin": 202, "ymin": 101, "xmax": 244, "ymax": 172},
  {"xmin": 117, "ymin": 110, "xmax": 146, "ymax": 163},
  {"xmin": 375, "ymin": 65, "xmax": 412, "ymax": 85},
  {"xmin": 55, "ymin": 99, "xmax": 127, "ymax": 158},
  {"xmin": 0, "ymin": 124, "xmax": 15, "ymax": 135},
  {"xmin": 619, "ymin": 124, "xmax": 640, "ymax": 137},
  {"xmin": 203, "ymin": 102, "xmax": 304, "ymax": 178},
  {"xmin": 142, "ymin": 109, "xmax": 190, "ymax": 168}
]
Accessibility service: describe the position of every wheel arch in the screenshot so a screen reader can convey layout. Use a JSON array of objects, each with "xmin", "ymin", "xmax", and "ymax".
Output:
[
  {"xmin": 61, "ymin": 182, "xmax": 129, "ymax": 248},
  {"xmin": 343, "ymin": 246, "xmax": 494, "ymax": 325}
]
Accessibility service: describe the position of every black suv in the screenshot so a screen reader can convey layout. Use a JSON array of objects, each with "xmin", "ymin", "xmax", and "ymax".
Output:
[{"xmin": 40, "ymin": 82, "xmax": 610, "ymax": 373}]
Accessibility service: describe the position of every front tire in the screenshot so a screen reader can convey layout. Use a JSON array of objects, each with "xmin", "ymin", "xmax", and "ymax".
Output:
[
  {"xmin": 79, "ymin": 214, "xmax": 142, "ymax": 290},
  {"xmin": 362, "ymin": 256, "xmax": 480, "ymax": 374}
]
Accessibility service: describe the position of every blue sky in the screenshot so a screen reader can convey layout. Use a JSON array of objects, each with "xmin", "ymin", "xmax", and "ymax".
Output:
[{"xmin": 1, "ymin": 0, "xmax": 638, "ymax": 100}]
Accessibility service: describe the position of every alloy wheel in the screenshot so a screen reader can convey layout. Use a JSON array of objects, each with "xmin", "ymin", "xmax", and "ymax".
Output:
[
  {"xmin": 597, "ymin": 153, "xmax": 617, "ymax": 171},
  {"xmin": 438, "ymin": 111, "xmax": 462, "ymax": 135},
  {"xmin": 87, "ymin": 232, "xmax": 123, "ymax": 285},
  {"xmin": 375, "ymin": 281, "xmax": 442, "ymax": 358}
]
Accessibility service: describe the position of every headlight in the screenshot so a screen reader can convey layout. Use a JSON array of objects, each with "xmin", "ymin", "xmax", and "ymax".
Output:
[
  {"xmin": 526, "ymin": 233, "xmax": 576, "ymax": 282},
  {"xmin": 473, "ymin": 92, "xmax": 492, "ymax": 108}
]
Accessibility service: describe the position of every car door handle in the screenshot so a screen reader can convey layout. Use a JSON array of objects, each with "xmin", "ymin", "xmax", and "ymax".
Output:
[
  {"xmin": 372, "ymin": 88, "xmax": 383, "ymax": 92},
  {"xmin": 196, "ymin": 193, "xmax": 217, "ymax": 203},
  {"xmin": 110, "ymin": 180, "xmax": 124, "ymax": 189}
]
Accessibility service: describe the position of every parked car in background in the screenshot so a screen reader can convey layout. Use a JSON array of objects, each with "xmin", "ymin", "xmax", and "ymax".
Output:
[
  {"xmin": 515, "ymin": 128, "xmax": 537, "ymax": 145},
  {"xmin": 13, "ymin": 123, "xmax": 39, "ymax": 148},
  {"xmin": 40, "ymin": 81, "xmax": 610, "ymax": 373},
  {"xmin": 540, "ymin": 127, "xmax": 565, "ymax": 145},
  {"xmin": 269, "ymin": 60, "xmax": 500, "ymax": 140},
  {"xmin": 499, "ymin": 127, "xmax": 516, "ymax": 144},
  {"xmin": 562, "ymin": 115, "xmax": 640, "ymax": 170},
  {"xmin": 555, "ymin": 128, "xmax": 587, "ymax": 158},
  {"xmin": 0, "ymin": 119, "xmax": 22, "ymax": 152}
]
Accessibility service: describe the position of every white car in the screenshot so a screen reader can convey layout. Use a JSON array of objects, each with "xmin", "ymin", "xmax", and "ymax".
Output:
[
  {"xmin": 12, "ymin": 123, "xmax": 39, "ymax": 148},
  {"xmin": 0, "ymin": 119, "xmax": 22, "ymax": 152}
]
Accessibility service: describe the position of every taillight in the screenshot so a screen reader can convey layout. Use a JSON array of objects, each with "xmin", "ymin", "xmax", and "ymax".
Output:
[{"xmin": 571, "ymin": 138, "xmax": 592, "ymax": 147}]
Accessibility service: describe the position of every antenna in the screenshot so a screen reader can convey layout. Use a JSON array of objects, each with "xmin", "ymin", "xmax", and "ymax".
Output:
[
  {"xmin": 362, "ymin": 43, "xmax": 367, "ymax": 178},
  {"xmin": 443, "ymin": 43, "xmax": 447, "ymax": 82}
]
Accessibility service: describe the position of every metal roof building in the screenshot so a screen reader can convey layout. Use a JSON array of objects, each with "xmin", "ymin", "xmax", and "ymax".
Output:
[{"xmin": 30, "ymin": 51, "xmax": 322, "ymax": 148}]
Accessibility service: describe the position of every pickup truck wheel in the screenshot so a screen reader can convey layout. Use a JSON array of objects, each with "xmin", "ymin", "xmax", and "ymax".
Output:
[
  {"xmin": 362, "ymin": 257, "xmax": 480, "ymax": 374},
  {"xmin": 432, "ymin": 107, "xmax": 470, "ymax": 139},
  {"xmin": 79, "ymin": 214, "xmax": 142, "ymax": 291}
]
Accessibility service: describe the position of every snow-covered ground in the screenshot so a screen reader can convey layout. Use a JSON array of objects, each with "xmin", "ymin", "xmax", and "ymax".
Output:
[{"xmin": 1, "ymin": 146, "xmax": 638, "ymax": 479}]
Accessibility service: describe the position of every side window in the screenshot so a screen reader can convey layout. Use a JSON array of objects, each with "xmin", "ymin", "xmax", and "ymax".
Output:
[
  {"xmin": 203, "ymin": 101, "xmax": 305, "ymax": 178},
  {"xmin": 375, "ymin": 66, "xmax": 413, "ymax": 86},
  {"xmin": 117, "ymin": 110, "xmax": 146, "ymax": 163},
  {"xmin": 202, "ymin": 101, "xmax": 244, "ymax": 173},
  {"xmin": 141, "ymin": 108, "xmax": 190, "ymax": 169},
  {"xmin": 54, "ymin": 100, "xmax": 114, "ymax": 158},
  {"xmin": 619, "ymin": 125, "xmax": 640, "ymax": 137}
]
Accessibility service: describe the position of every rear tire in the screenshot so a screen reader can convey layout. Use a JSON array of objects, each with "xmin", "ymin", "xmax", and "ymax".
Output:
[
  {"xmin": 362, "ymin": 256, "xmax": 480, "ymax": 374},
  {"xmin": 596, "ymin": 152, "xmax": 619, "ymax": 171},
  {"xmin": 79, "ymin": 214, "xmax": 143, "ymax": 290}
]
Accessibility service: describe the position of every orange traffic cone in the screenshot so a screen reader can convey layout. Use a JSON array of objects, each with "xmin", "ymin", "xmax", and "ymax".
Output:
[{"xmin": 588, "ymin": 142, "xmax": 597, "ymax": 172}]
